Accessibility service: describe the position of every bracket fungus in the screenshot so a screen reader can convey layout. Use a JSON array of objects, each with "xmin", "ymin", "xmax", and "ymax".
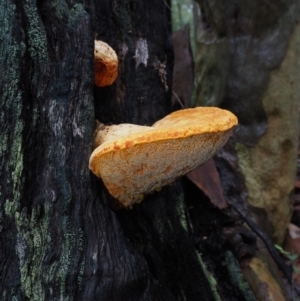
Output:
[
  {"xmin": 89, "ymin": 107, "xmax": 238, "ymax": 207},
  {"xmin": 94, "ymin": 40, "xmax": 118, "ymax": 87}
]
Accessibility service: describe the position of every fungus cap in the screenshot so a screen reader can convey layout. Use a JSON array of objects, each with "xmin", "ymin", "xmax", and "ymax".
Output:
[
  {"xmin": 89, "ymin": 107, "xmax": 238, "ymax": 207},
  {"xmin": 94, "ymin": 40, "xmax": 118, "ymax": 87}
]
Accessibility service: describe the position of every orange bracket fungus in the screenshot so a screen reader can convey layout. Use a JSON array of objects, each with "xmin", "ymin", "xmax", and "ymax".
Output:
[
  {"xmin": 94, "ymin": 40, "xmax": 118, "ymax": 87},
  {"xmin": 89, "ymin": 107, "xmax": 238, "ymax": 207}
]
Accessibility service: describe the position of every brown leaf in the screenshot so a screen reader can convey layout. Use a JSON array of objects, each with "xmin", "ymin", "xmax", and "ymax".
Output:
[
  {"xmin": 295, "ymin": 179, "xmax": 300, "ymax": 189},
  {"xmin": 186, "ymin": 158, "xmax": 228, "ymax": 209}
]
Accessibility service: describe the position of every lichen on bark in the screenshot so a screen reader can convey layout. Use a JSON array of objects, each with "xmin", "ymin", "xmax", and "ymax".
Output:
[{"xmin": 0, "ymin": 1, "xmax": 26, "ymax": 299}]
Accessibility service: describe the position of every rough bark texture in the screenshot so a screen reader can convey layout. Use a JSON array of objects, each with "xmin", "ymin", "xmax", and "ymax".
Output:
[
  {"xmin": 194, "ymin": 0, "xmax": 300, "ymax": 243},
  {"xmin": 0, "ymin": 0, "xmax": 258, "ymax": 300},
  {"xmin": 236, "ymin": 23, "xmax": 300, "ymax": 243}
]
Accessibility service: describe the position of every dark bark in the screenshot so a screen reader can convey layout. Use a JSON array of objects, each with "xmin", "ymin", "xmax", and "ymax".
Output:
[{"xmin": 0, "ymin": 0, "xmax": 273, "ymax": 300}]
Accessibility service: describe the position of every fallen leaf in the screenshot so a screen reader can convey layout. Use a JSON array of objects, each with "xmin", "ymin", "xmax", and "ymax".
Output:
[
  {"xmin": 295, "ymin": 179, "xmax": 300, "ymax": 189},
  {"xmin": 186, "ymin": 158, "xmax": 228, "ymax": 209}
]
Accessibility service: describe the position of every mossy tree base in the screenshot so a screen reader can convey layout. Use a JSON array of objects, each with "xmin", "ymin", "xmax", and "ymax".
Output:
[{"xmin": 0, "ymin": 0, "xmax": 289, "ymax": 300}]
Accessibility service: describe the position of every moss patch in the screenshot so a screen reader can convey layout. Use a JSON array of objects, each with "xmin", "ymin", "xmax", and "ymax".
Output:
[{"xmin": 196, "ymin": 251, "xmax": 221, "ymax": 301}]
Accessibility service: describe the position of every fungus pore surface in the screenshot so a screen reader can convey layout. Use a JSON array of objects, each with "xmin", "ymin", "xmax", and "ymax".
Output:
[{"xmin": 89, "ymin": 107, "xmax": 238, "ymax": 207}]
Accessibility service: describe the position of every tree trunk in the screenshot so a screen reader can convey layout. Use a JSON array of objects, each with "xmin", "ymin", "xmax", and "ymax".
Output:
[
  {"xmin": 0, "ymin": 0, "xmax": 293, "ymax": 300},
  {"xmin": 193, "ymin": 0, "xmax": 300, "ymax": 243}
]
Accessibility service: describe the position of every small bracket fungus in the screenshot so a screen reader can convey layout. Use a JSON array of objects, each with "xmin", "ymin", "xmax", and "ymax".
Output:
[
  {"xmin": 89, "ymin": 107, "xmax": 238, "ymax": 207},
  {"xmin": 94, "ymin": 40, "xmax": 118, "ymax": 87}
]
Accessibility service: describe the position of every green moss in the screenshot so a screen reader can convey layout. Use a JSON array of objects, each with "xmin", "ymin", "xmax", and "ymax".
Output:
[
  {"xmin": 11, "ymin": 95, "xmax": 24, "ymax": 202},
  {"xmin": 24, "ymin": 0, "xmax": 48, "ymax": 63},
  {"xmin": 235, "ymin": 142, "xmax": 250, "ymax": 162},
  {"xmin": 77, "ymin": 228, "xmax": 85, "ymax": 288},
  {"xmin": 196, "ymin": 252, "xmax": 222, "ymax": 301},
  {"xmin": 225, "ymin": 251, "xmax": 256, "ymax": 301},
  {"xmin": 15, "ymin": 204, "xmax": 52, "ymax": 300},
  {"xmin": 4, "ymin": 199, "xmax": 20, "ymax": 217},
  {"xmin": 235, "ymin": 142, "xmax": 252, "ymax": 184},
  {"xmin": 0, "ymin": 133, "xmax": 8, "ymax": 154},
  {"xmin": 68, "ymin": 3, "xmax": 88, "ymax": 28},
  {"xmin": 176, "ymin": 193, "xmax": 188, "ymax": 232},
  {"xmin": 56, "ymin": 217, "xmax": 75, "ymax": 301},
  {"xmin": 11, "ymin": 291, "xmax": 18, "ymax": 301},
  {"xmin": 52, "ymin": 0, "xmax": 69, "ymax": 21},
  {"xmin": 15, "ymin": 210, "xmax": 33, "ymax": 298},
  {"xmin": 1, "ymin": 1, "xmax": 88, "ymax": 299},
  {"xmin": 0, "ymin": 1, "xmax": 25, "ymax": 213}
]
